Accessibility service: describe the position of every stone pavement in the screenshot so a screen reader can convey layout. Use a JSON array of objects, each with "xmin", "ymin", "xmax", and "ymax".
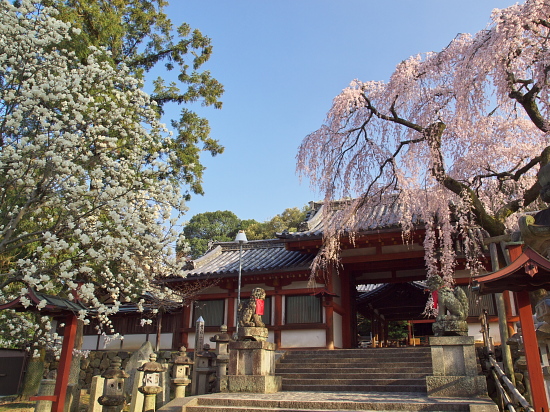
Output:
[{"xmin": 159, "ymin": 391, "xmax": 498, "ymax": 412}]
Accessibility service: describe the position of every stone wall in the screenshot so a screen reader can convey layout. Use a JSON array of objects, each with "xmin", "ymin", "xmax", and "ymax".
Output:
[{"xmin": 45, "ymin": 350, "xmax": 132, "ymax": 389}]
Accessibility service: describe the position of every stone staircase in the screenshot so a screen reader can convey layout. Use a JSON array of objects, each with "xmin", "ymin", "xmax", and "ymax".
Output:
[
  {"xmin": 166, "ymin": 347, "xmax": 498, "ymax": 412},
  {"xmin": 276, "ymin": 347, "xmax": 432, "ymax": 393}
]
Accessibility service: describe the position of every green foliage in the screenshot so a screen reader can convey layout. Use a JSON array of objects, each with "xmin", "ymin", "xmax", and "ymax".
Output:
[
  {"xmin": 43, "ymin": 0, "xmax": 224, "ymax": 198},
  {"xmin": 388, "ymin": 320, "xmax": 409, "ymax": 340},
  {"xmin": 246, "ymin": 207, "xmax": 308, "ymax": 240},
  {"xmin": 182, "ymin": 206, "xmax": 308, "ymax": 258},
  {"xmin": 356, "ymin": 314, "xmax": 409, "ymax": 341},
  {"xmin": 183, "ymin": 211, "xmax": 245, "ymax": 258}
]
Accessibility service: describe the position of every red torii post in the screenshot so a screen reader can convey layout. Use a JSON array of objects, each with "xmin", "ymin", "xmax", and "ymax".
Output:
[
  {"xmin": 473, "ymin": 244, "xmax": 549, "ymax": 412},
  {"xmin": 0, "ymin": 290, "xmax": 85, "ymax": 412}
]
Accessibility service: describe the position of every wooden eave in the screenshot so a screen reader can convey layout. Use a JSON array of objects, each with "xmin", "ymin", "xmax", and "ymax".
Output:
[
  {"xmin": 163, "ymin": 268, "xmax": 313, "ymax": 285},
  {"xmin": 473, "ymin": 246, "xmax": 550, "ymax": 294},
  {"xmin": 284, "ymin": 228, "xmax": 426, "ymax": 252},
  {"xmin": 0, "ymin": 289, "xmax": 88, "ymax": 316}
]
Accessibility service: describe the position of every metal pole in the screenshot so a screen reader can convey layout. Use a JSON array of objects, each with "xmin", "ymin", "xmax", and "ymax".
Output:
[{"xmin": 236, "ymin": 242, "xmax": 242, "ymax": 336}]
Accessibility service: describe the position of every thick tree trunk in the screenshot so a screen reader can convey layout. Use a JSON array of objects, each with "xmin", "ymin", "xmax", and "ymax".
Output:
[{"xmin": 18, "ymin": 346, "xmax": 45, "ymax": 401}]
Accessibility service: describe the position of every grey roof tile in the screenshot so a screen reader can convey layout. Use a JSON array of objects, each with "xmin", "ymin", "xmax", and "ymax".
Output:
[
  {"xmin": 183, "ymin": 239, "xmax": 314, "ymax": 278},
  {"xmin": 278, "ymin": 198, "xmax": 421, "ymax": 240}
]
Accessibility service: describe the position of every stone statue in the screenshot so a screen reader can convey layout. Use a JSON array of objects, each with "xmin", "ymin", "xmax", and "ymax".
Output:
[
  {"xmin": 427, "ymin": 275, "xmax": 469, "ymax": 336},
  {"xmin": 237, "ymin": 287, "xmax": 268, "ymax": 341},
  {"xmin": 238, "ymin": 287, "xmax": 266, "ymax": 328}
]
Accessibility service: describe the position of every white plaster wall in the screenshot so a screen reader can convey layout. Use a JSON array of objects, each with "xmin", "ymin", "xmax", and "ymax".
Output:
[
  {"xmin": 122, "ymin": 334, "xmax": 148, "ymax": 350},
  {"xmin": 333, "ymin": 312, "xmax": 343, "ymax": 348},
  {"xmin": 82, "ymin": 335, "xmax": 100, "ymax": 351},
  {"xmin": 468, "ymin": 322, "xmax": 502, "ymax": 345},
  {"xmin": 281, "ymin": 329, "xmax": 326, "ymax": 348},
  {"xmin": 188, "ymin": 332, "xmax": 218, "ymax": 349},
  {"xmin": 146, "ymin": 333, "xmax": 173, "ymax": 350},
  {"xmin": 99, "ymin": 334, "xmax": 123, "ymax": 350}
]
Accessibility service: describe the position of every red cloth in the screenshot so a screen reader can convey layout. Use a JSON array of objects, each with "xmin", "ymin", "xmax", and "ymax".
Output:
[
  {"xmin": 255, "ymin": 299, "xmax": 265, "ymax": 315},
  {"xmin": 432, "ymin": 290, "xmax": 438, "ymax": 309}
]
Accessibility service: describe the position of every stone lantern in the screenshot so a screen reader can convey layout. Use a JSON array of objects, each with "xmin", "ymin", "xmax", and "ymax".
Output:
[
  {"xmin": 172, "ymin": 346, "xmax": 193, "ymax": 398},
  {"xmin": 138, "ymin": 353, "xmax": 165, "ymax": 412},
  {"xmin": 210, "ymin": 324, "xmax": 232, "ymax": 392},
  {"xmin": 98, "ymin": 356, "xmax": 129, "ymax": 412},
  {"xmin": 195, "ymin": 344, "xmax": 216, "ymax": 395}
]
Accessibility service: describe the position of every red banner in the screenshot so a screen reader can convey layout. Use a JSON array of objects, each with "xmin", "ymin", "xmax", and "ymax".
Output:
[{"xmin": 255, "ymin": 299, "xmax": 265, "ymax": 315}]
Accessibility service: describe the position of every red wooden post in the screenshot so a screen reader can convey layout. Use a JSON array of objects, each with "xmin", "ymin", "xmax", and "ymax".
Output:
[
  {"xmin": 516, "ymin": 290, "xmax": 548, "ymax": 412},
  {"xmin": 52, "ymin": 313, "xmax": 78, "ymax": 412},
  {"xmin": 340, "ymin": 269, "xmax": 352, "ymax": 348}
]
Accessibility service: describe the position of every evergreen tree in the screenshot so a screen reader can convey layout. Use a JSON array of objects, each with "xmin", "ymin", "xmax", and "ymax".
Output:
[{"xmin": 44, "ymin": 0, "xmax": 224, "ymax": 198}]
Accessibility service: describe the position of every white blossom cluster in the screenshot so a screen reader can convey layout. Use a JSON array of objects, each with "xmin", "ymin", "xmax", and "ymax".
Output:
[
  {"xmin": 297, "ymin": 0, "xmax": 550, "ymax": 313},
  {"xmin": 0, "ymin": 1, "xmax": 189, "ymax": 344}
]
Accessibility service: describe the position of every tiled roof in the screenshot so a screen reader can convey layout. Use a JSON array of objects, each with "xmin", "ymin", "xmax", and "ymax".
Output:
[
  {"xmin": 277, "ymin": 198, "xmax": 419, "ymax": 240},
  {"xmin": 0, "ymin": 289, "xmax": 89, "ymax": 315},
  {"xmin": 181, "ymin": 239, "xmax": 314, "ymax": 278}
]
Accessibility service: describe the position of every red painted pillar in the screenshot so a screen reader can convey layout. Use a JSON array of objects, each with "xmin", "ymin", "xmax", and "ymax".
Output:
[
  {"xmin": 274, "ymin": 292, "xmax": 283, "ymax": 348},
  {"xmin": 53, "ymin": 313, "xmax": 78, "ymax": 412},
  {"xmin": 325, "ymin": 302, "xmax": 334, "ymax": 349},
  {"xmin": 516, "ymin": 290, "xmax": 548, "ymax": 412},
  {"xmin": 340, "ymin": 270, "xmax": 352, "ymax": 348}
]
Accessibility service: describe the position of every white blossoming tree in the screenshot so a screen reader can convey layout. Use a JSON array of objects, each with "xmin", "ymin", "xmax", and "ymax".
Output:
[
  {"xmin": 0, "ymin": 1, "xmax": 191, "ymax": 346},
  {"xmin": 297, "ymin": 0, "xmax": 550, "ymax": 292}
]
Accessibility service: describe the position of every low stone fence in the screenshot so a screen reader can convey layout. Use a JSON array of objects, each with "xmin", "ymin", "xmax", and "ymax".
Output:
[{"xmin": 45, "ymin": 350, "xmax": 176, "ymax": 389}]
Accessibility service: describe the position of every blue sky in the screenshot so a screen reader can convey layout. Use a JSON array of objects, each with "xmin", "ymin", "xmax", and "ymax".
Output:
[{"xmin": 163, "ymin": 0, "xmax": 515, "ymax": 224}]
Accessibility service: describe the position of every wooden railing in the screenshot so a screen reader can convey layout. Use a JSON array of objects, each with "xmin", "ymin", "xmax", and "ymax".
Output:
[{"xmin": 479, "ymin": 309, "xmax": 534, "ymax": 412}]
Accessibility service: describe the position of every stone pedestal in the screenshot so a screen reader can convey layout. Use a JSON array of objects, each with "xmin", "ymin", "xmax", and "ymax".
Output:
[
  {"xmin": 238, "ymin": 327, "xmax": 268, "ymax": 342},
  {"xmin": 432, "ymin": 320, "xmax": 469, "ymax": 337},
  {"xmin": 426, "ymin": 336, "xmax": 488, "ymax": 398},
  {"xmin": 220, "ymin": 341, "xmax": 281, "ymax": 393}
]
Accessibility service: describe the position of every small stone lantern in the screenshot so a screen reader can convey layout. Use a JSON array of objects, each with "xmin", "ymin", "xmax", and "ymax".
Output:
[
  {"xmin": 172, "ymin": 346, "xmax": 193, "ymax": 398},
  {"xmin": 210, "ymin": 325, "xmax": 232, "ymax": 392},
  {"xmin": 138, "ymin": 353, "xmax": 165, "ymax": 412},
  {"xmin": 97, "ymin": 356, "xmax": 129, "ymax": 412}
]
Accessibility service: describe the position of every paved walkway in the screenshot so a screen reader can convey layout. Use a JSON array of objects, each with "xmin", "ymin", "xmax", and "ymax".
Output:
[{"xmin": 159, "ymin": 391, "xmax": 497, "ymax": 412}]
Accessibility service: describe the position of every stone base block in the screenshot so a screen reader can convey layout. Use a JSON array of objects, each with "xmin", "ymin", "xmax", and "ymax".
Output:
[
  {"xmin": 433, "ymin": 320, "xmax": 469, "ymax": 337},
  {"xmin": 469, "ymin": 404, "xmax": 499, "ymax": 412},
  {"xmin": 220, "ymin": 375, "xmax": 282, "ymax": 393},
  {"xmin": 238, "ymin": 327, "xmax": 268, "ymax": 341},
  {"xmin": 426, "ymin": 375, "xmax": 488, "ymax": 398}
]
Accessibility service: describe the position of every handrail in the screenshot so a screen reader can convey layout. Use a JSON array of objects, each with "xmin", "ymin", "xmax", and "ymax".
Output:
[
  {"xmin": 491, "ymin": 368, "xmax": 516, "ymax": 412},
  {"xmin": 480, "ymin": 309, "xmax": 535, "ymax": 412},
  {"xmin": 489, "ymin": 357, "xmax": 534, "ymax": 412}
]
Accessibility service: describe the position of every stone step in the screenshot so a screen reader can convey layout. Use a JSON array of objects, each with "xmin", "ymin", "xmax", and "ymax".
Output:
[
  {"xmin": 276, "ymin": 362, "xmax": 432, "ymax": 369},
  {"xmin": 284, "ymin": 348, "xmax": 432, "ymax": 354},
  {"xmin": 278, "ymin": 356, "xmax": 431, "ymax": 363},
  {"xmin": 182, "ymin": 393, "xmax": 479, "ymax": 411},
  {"xmin": 281, "ymin": 350, "xmax": 431, "ymax": 359},
  {"xmin": 281, "ymin": 384, "xmax": 428, "ymax": 392},
  {"xmin": 280, "ymin": 378, "xmax": 427, "ymax": 386},
  {"xmin": 276, "ymin": 372, "xmax": 430, "ymax": 379},
  {"xmin": 276, "ymin": 347, "xmax": 433, "ymax": 395}
]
